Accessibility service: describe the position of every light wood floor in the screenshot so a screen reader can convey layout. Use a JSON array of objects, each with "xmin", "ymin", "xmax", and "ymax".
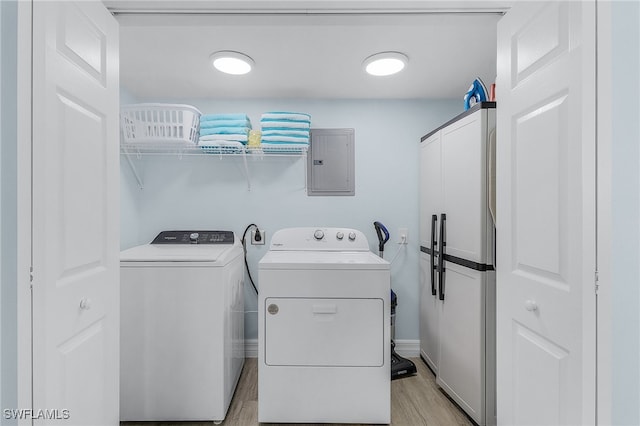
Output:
[{"xmin": 121, "ymin": 357, "xmax": 473, "ymax": 426}]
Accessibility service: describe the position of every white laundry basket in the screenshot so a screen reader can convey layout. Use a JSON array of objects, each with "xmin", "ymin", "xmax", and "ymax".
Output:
[{"xmin": 120, "ymin": 103, "xmax": 201, "ymax": 146}]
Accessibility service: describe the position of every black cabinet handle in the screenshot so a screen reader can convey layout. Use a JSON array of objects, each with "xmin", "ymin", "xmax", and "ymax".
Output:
[
  {"xmin": 438, "ymin": 213, "xmax": 446, "ymax": 301},
  {"xmin": 430, "ymin": 214, "xmax": 437, "ymax": 296}
]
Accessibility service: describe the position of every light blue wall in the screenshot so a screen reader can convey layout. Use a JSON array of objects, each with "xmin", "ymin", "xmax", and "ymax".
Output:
[
  {"xmin": 120, "ymin": 97, "xmax": 462, "ymax": 340},
  {"xmin": 120, "ymin": 88, "xmax": 142, "ymax": 250},
  {"xmin": 611, "ymin": 1, "xmax": 640, "ymax": 425},
  {"xmin": 0, "ymin": 1, "xmax": 18, "ymax": 423}
]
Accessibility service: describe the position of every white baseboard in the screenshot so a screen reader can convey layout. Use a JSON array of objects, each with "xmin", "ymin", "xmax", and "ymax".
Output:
[
  {"xmin": 245, "ymin": 339, "xmax": 258, "ymax": 358},
  {"xmin": 244, "ymin": 338, "xmax": 420, "ymax": 359},
  {"xmin": 393, "ymin": 339, "xmax": 420, "ymax": 358}
]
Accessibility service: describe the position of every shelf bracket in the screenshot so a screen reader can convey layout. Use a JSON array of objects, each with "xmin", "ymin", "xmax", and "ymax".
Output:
[
  {"xmin": 241, "ymin": 152, "xmax": 251, "ymax": 191},
  {"xmin": 122, "ymin": 148, "xmax": 144, "ymax": 189}
]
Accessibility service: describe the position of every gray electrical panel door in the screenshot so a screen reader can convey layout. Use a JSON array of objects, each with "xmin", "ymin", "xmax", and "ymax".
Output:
[{"xmin": 307, "ymin": 128, "xmax": 355, "ymax": 196}]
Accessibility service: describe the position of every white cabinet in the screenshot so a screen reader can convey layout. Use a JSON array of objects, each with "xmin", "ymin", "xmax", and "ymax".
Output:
[
  {"xmin": 419, "ymin": 131, "xmax": 441, "ymax": 248},
  {"xmin": 437, "ymin": 263, "xmax": 492, "ymax": 423},
  {"xmin": 418, "ymin": 103, "xmax": 496, "ymax": 426},
  {"xmin": 419, "ymin": 252, "xmax": 440, "ymax": 373}
]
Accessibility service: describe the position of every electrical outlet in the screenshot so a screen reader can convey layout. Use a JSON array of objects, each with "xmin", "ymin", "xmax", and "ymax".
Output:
[
  {"xmin": 251, "ymin": 229, "xmax": 266, "ymax": 245},
  {"xmin": 398, "ymin": 228, "xmax": 408, "ymax": 244}
]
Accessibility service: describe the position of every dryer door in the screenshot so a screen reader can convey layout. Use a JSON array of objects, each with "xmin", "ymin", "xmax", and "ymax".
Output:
[{"xmin": 264, "ymin": 297, "xmax": 384, "ymax": 367}]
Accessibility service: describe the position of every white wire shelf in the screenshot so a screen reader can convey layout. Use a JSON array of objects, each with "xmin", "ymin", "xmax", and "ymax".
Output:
[
  {"xmin": 120, "ymin": 142, "xmax": 308, "ymax": 191},
  {"xmin": 120, "ymin": 142, "xmax": 308, "ymax": 157}
]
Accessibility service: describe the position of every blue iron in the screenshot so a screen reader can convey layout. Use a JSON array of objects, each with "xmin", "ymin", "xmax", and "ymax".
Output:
[{"xmin": 463, "ymin": 77, "xmax": 488, "ymax": 110}]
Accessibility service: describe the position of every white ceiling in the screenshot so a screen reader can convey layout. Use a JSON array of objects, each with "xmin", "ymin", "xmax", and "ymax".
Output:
[{"xmin": 109, "ymin": 1, "xmax": 506, "ymax": 100}]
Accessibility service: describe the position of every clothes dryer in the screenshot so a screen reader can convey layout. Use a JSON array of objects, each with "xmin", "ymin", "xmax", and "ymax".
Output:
[
  {"xmin": 258, "ymin": 227, "xmax": 391, "ymax": 424},
  {"xmin": 120, "ymin": 230, "xmax": 244, "ymax": 422}
]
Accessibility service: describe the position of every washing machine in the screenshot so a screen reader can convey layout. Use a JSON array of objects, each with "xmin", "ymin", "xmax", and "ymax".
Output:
[
  {"xmin": 120, "ymin": 230, "xmax": 244, "ymax": 422},
  {"xmin": 258, "ymin": 227, "xmax": 391, "ymax": 424}
]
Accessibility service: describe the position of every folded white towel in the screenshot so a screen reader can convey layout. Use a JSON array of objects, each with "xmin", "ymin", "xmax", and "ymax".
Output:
[
  {"xmin": 199, "ymin": 134, "xmax": 248, "ymax": 143},
  {"xmin": 198, "ymin": 140, "xmax": 245, "ymax": 154},
  {"xmin": 260, "ymin": 142, "xmax": 309, "ymax": 153}
]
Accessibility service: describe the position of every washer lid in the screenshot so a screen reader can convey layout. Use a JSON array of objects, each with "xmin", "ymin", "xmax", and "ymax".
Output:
[
  {"xmin": 259, "ymin": 250, "xmax": 389, "ymax": 270},
  {"xmin": 120, "ymin": 241, "xmax": 240, "ymax": 263}
]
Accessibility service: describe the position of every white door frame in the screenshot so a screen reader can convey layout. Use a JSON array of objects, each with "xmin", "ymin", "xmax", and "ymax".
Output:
[
  {"xmin": 16, "ymin": 1, "xmax": 33, "ymax": 422},
  {"xmin": 595, "ymin": 1, "xmax": 613, "ymax": 424},
  {"xmin": 14, "ymin": 1, "xmax": 121, "ymax": 423},
  {"xmin": 11, "ymin": 1, "xmax": 614, "ymax": 424}
]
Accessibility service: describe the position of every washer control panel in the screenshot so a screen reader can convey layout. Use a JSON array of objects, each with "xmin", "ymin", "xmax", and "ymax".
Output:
[{"xmin": 151, "ymin": 230, "xmax": 234, "ymax": 244}]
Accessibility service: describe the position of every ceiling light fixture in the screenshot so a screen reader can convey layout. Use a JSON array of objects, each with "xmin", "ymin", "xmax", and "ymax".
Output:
[
  {"xmin": 363, "ymin": 52, "xmax": 408, "ymax": 76},
  {"xmin": 210, "ymin": 51, "xmax": 254, "ymax": 75}
]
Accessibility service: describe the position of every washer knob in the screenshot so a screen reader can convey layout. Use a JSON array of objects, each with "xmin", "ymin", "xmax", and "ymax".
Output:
[
  {"xmin": 348, "ymin": 232, "xmax": 356, "ymax": 241},
  {"xmin": 189, "ymin": 232, "xmax": 199, "ymax": 243},
  {"xmin": 336, "ymin": 231, "xmax": 344, "ymax": 240},
  {"xmin": 314, "ymin": 230, "xmax": 325, "ymax": 240}
]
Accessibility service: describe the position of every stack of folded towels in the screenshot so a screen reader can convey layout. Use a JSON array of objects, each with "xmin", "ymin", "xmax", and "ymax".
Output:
[
  {"xmin": 198, "ymin": 113, "xmax": 252, "ymax": 153},
  {"xmin": 260, "ymin": 112, "xmax": 311, "ymax": 152}
]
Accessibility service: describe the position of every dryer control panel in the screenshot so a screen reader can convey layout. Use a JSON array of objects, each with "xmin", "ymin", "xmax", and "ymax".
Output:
[
  {"xmin": 151, "ymin": 230, "xmax": 234, "ymax": 245},
  {"xmin": 269, "ymin": 227, "xmax": 369, "ymax": 251}
]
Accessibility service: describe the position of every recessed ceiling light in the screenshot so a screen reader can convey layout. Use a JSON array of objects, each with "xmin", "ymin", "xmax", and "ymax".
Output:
[
  {"xmin": 210, "ymin": 51, "xmax": 254, "ymax": 75},
  {"xmin": 363, "ymin": 52, "xmax": 408, "ymax": 76}
]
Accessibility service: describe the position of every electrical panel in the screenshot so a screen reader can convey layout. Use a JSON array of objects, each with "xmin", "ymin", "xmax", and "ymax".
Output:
[{"xmin": 307, "ymin": 128, "xmax": 355, "ymax": 196}]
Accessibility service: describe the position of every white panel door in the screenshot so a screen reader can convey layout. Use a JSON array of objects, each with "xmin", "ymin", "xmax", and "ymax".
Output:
[
  {"xmin": 31, "ymin": 1, "xmax": 119, "ymax": 425},
  {"xmin": 496, "ymin": 2, "xmax": 596, "ymax": 425}
]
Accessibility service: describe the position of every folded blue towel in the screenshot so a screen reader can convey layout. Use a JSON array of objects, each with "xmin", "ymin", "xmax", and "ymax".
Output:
[
  {"xmin": 261, "ymin": 129, "xmax": 310, "ymax": 137},
  {"xmin": 261, "ymin": 121, "xmax": 310, "ymax": 130},
  {"xmin": 200, "ymin": 113, "xmax": 249, "ymax": 122},
  {"xmin": 200, "ymin": 119, "xmax": 251, "ymax": 129},
  {"xmin": 261, "ymin": 118, "xmax": 310, "ymax": 125},
  {"xmin": 262, "ymin": 135, "xmax": 309, "ymax": 143},
  {"xmin": 200, "ymin": 127, "xmax": 250, "ymax": 136},
  {"xmin": 261, "ymin": 112, "xmax": 311, "ymax": 122}
]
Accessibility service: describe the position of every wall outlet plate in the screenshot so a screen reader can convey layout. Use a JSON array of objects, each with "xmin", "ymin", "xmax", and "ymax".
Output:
[
  {"xmin": 398, "ymin": 228, "xmax": 408, "ymax": 244},
  {"xmin": 251, "ymin": 229, "xmax": 266, "ymax": 245}
]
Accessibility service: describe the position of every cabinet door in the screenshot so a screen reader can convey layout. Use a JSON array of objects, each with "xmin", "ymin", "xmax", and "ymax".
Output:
[
  {"xmin": 441, "ymin": 110, "xmax": 488, "ymax": 263},
  {"xmin": 436, "ymin": 262, "xmax": 487, "ymax": 425},
  {"xmin": 419, "ymin": 132, "xmax": 441, "ymax": 248},
  {"xmin": 419, "ymin": 252, "xmax": 440, "ymax": 373}
]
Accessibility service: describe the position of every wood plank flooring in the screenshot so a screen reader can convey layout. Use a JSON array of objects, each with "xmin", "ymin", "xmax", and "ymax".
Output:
[{"xmin": 121, "ymin": 358, "xmax": 473, "ymax": 426}]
